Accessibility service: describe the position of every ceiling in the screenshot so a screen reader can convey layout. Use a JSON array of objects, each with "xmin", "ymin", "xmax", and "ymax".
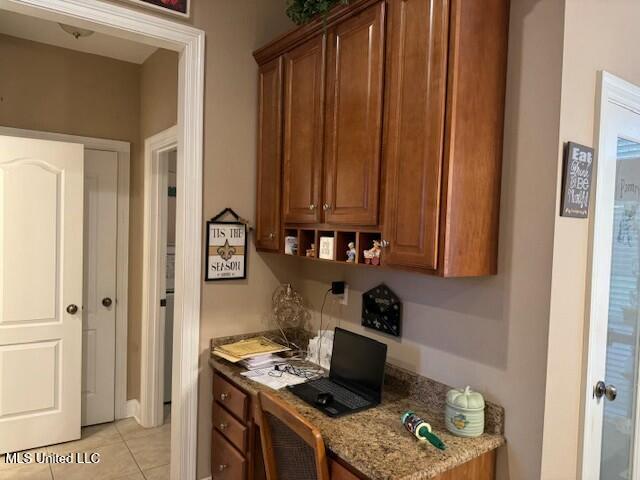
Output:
[{"xmin": 0, "ymin": 10, "xmax": 158, "ymax": 64}]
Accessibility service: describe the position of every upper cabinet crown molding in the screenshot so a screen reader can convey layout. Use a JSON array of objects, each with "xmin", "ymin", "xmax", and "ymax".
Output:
[{"xmin": 254, "ymin": 0, "xmax": 510, "ymax": 277}]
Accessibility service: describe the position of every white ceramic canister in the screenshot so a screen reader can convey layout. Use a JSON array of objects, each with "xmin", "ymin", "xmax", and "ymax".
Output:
[{"xmin": 445, "ymin": 386, "xmax": 485, "ymax": 438}]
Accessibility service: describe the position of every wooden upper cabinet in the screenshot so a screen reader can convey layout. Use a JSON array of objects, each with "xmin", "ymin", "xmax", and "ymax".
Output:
[
  {"xmin": 382, "ymin": 0, "xmax": 449, "ymax": 271},
  {"xmin": 323, "ymin": 2, "xmax": 385, "ymax": 226},
  {"xmin": 255, "ymin": 58, "xmax": 283, "ymax": 252},
  {"xmin": 282, "ymin": 35, "xmax": 326, "ymax": 224}
]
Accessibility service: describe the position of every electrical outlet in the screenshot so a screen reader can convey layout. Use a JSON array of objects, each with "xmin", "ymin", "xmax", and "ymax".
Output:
[{"xmin": 338, "ymin": 284, "xmax": 349, "ymax": 305}]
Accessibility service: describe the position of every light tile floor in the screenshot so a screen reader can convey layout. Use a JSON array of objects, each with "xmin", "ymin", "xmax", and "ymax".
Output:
[{"xmin": 0, "ymin": 406, "xmax": 171, "ymax": 480}]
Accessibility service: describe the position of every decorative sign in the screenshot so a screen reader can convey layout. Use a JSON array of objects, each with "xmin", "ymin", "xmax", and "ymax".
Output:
[
  {"xmin": 125, "ymin": 0, "xmax": 189, "ymax": 17},
  {"xmin": 206, "ymin": 208, "xmax": 247, "ymax": 281},
  {"xmin": 362, "ymin": 284, "xmax": 401, "ymax": 337},
  {"xmin": 560, "ymin": 142, "xmax": 594, "ymax": 218}
]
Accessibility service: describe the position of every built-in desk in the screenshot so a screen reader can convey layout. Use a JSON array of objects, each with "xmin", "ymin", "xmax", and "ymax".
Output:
[{"xmin": 209, "ymin": 339, "xmax": 505, "ymax": 480}]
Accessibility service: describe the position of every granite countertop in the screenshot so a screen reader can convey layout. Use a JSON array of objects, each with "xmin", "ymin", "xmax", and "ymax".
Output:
[{"xmin": 210, "ymin": 330, "xmax": 505, "ymax": 480}]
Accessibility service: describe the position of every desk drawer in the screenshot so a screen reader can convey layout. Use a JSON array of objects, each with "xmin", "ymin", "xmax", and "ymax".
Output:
[
  {"xmin": 213, "ymin": 373, "xmax": 248, "ymax": 422},
  {"xmin": 213, "ymin": 401, "xmax": 248, "ymax": 452},
  {"xmin": 212, "ymin": 430, "xmax": 246, "ymax": 480}
]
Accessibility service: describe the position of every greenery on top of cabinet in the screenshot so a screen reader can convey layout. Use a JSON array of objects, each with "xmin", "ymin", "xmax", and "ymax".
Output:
[{"xmin": 286, "ymin": 0, "xmax": 349, "ymax": 25}]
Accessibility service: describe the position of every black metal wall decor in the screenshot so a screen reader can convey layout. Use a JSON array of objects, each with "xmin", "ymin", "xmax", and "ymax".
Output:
[
  {"xmin": 362, "ymin": 284, "xmax": 401, "ymax": 337},
  {"xmin": 205, "ymin": 208, "xmax": 248, "ymax": 281}
]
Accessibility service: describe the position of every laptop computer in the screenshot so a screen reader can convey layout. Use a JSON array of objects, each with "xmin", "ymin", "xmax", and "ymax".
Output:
[{"xmin": 288, "ymin": 328, "xmax": 387, "ymax": 417}]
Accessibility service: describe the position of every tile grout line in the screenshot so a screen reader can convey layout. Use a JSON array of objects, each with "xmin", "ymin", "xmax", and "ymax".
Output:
[{"xmin": 121, "ymin": 433, "xmax": 147, "ymax": 479}]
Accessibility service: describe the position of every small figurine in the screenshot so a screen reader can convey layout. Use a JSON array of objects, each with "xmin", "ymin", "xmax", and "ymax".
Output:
[
  {"xmin": 363, "ymin": 240, "xmax": 382, "ymax": 265},
  {"xmin": 346, "ymin": 242, "xmax": 357, "ymax": 263},
  {"xmin": 306, "ymin": 244, "xmax": 316, "ymax": 258}
]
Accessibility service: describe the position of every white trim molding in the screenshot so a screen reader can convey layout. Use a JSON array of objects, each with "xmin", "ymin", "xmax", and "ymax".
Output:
[
  {"xmin": 0, "ymin": 126, "xmax": 131, "ymax": 421},
  {"xmin": 0, "ymin": 3, "xmax": 205, "ymax": 479},
  {"xmin": 126, "ymin": 399, "xmax": 141, "ymax": 423},
  {"xmin": 581, "ymin": 71, "xmax": 640, "ymax": 478},
  {"xmin": 141, "ymin": 126, "xmax": 177, "ymax": 428}
]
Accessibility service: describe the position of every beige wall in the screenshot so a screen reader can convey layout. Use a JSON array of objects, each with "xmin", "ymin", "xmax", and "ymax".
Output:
[
  {"xmin": 0, "ymin": 33, "xmax": 140, "ymax": 146},
  {"xmin": 541, "ymin": 0, "xmax": 640, "ymax": 477},
  {"xmin": 288, "ymin": 2, "xmax": 565, "ymax": 479},
  {"xmin": 127, "ymin": 48, "xmax": 178, "ymax": 400},
  {"xmin": 0, "ymin": 33, "xmax": 179, "ymax": 402}
]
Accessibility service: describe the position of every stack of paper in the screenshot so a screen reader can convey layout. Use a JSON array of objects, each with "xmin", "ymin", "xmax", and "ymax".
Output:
[
  {"xmin": 239, "ymin": 354, "xmax": 283, "ymax": 370},
  {"xmin": 212, "ymin": 336, "xmax": 290, "ymax": 363}
]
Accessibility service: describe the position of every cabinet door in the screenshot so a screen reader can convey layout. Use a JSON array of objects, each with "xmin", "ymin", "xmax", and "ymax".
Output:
[
  {"xmin": 323, "ymin": 2, "xmax": 385, "ymax": 226},
  {"xmin": 282, "ymin": 36, "xmax": 325, "ymax": 224},
  {"xmin": 382, "ymin": 0, "xmax": 449, "ymax": 270},
  {"xmin": 255, "ymin": 58, "xmax": 283, "ymax": 252}
]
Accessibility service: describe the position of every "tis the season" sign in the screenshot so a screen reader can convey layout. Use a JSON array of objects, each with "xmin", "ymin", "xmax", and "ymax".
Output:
[{"xmin": 206, "ymin": 210, "xmax": 247, "ymax": 281}]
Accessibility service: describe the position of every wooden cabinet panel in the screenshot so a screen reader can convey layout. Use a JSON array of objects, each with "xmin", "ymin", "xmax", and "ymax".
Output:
[
  {"xmin": 213, "ymin": 401, "xmax": 248, "ymax": 453},
  {"xmin": 329, "ymin": 458, "xmax": 363, "ymax": 479},
  {"xmin": 323, "ymin": 2, "xmax": 385, "ymax": 226},
  {"xmin": 212, "ymin": 430, "xmax": 247, "ymax": 480},
  {"xmin": 432, "ymin": 450, "xmax": 496, "ymax": 479},
  {"xmin": 382, "ymin": 0, "xmax": 449, "ymax": 270},
  {"xmin": 282, "ymin": 36, "xmax": 326, "ymax": 224},
  {"xmin": 213, "ymin": 373, "xmax": 249, "ymax": 422},
  {"xmin": 255, "ymin": 58, "xmax": 283, "ymax": 252}
]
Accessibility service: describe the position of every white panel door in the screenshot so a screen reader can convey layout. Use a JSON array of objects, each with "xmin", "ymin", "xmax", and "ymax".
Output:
[
  {"xmin": 0, "ymin": 135, "xmax": 83, "ymax": 454},
  {"xmin": 82, "ymin": 149, "xmax": 118, "ymax": 426}
]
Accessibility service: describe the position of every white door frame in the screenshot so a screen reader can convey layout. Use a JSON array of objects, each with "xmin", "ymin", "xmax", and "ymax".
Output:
[
  {"xmin": 0, "ymin": 125, "xmax": 131, "ymax": 421},
  {"xmin": 582, "ymin": 71, "xmax": 640, "ymax": 478},
  {"xmin": 0, "ymin": 2, "xmax": 205, "ymax": 479},
  {"xmin": 141, "ymin": 126, "xmax": 177, "ymax": 428}
]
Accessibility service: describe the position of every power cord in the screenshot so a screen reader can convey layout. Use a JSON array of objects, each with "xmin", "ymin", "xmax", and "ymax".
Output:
[{"xmin": 318, "ymin": 288, "xmax": 332, "ymax": 365}]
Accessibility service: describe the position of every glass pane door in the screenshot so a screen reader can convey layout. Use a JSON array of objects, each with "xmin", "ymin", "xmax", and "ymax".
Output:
[{"xmin": 601, "ymin": 138, "xmax": 640, "ymax": 479}]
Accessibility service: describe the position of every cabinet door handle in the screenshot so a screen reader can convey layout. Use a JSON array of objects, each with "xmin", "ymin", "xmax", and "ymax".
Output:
[
  {"xmin": 268, "ymin": 232, "xmax": 275, "ymax": 240},
  {"xmin": 309, "ymin": 204, "xmax": 316, "ymax": 211},
  {"xmin": 218, "ymin": 464, "xmax": 228, "ymax": 472},
  {"xmin": 219, "ymin": 422, "xmax": 228, "ymax": 431},
  {"xmin": 323, "ymin": 203, "xmax": 331, "ymax": 211},
  {"xmin": 220, "ymin": 392, "xmax": 229, "ymax": 401}
]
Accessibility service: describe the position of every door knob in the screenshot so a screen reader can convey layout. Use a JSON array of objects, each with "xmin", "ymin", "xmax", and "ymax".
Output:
[
  {"xmin": 66, "ymin": 304, "xmax": 78, "ymax": 315},
  {"xmin": 594, "ymin": 381, "xmax": 618, "ymax": 401},
  {"xmin": 323, "ymin": 203, "xmax": 331, "ymax": 211},
  {"xmin": 268, "ymin": 232, "xmax": 275, "ymax": 240},
  {"xmin": 102, "ymin": 297, "xmax": 113, "ymax": 308}
]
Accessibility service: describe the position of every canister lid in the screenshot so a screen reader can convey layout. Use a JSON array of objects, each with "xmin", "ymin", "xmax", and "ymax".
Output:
[{"xmin": 446, "ymin": 386, "xmax": 485, "ymax": 410}]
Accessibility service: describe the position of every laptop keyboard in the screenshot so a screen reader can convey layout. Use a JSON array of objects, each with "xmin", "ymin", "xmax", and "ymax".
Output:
[{"xmin": 310, "ymin": 378, "xmax": 370, "ymax": 409}]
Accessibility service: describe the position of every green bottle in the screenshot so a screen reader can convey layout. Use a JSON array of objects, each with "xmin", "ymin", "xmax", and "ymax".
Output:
[{"xmin": 401, "ymin": 411, "xmax": 446, "ymax": 450}]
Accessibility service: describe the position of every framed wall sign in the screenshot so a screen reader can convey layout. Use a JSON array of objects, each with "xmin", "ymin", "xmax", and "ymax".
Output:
[
  {"xmin": 124, "ymin": 0, "xmax": 190, "ymax": 18},
  {"xmin": 206, "ymin": 208, "xmax": 248, "ymax": 281},
  {"xmin": 560, "ymin": 142, "xmax": 594, "ymax": 218}
]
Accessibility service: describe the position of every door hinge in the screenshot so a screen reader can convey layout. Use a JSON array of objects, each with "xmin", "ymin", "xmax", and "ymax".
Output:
[{"xmin": 160, "ymin": 298, "xmax": 167, "ymax": 307}]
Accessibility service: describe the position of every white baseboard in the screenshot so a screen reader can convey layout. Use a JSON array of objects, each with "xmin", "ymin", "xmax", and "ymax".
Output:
[
  {"xmin": 126, "ymin": 399, "xmax": 141, "ymax": 422},
  {"xmin": 199, "ymin": 477, "xmax": 212, "ymax": 480}
]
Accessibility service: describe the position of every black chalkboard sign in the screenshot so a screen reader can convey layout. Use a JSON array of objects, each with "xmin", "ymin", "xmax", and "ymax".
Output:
[
  {"xmin": 560, "ymin": 142, "xmax": 594, "ymax": 218},
  {"xmin": 362, "ymin": 284, "xmax": 401, "ymax": 337}
]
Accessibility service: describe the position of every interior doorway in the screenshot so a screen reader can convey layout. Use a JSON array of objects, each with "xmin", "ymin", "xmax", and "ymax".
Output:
[
  {"xmin": 0, "ymin": 2, "xmax": 204, "ymax": 478},
  {"xmin": 141, "ymin": 126, "xmax": 178, "ymax": 428},
  {"xmin": 583, "ymin": 72, "xmax": 640, "ymax": 479}
]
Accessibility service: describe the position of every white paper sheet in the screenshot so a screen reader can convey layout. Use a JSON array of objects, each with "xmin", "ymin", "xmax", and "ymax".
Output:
[{"xmin": 240, "ymin": 366, "xmax": 308, "ymax": 390}]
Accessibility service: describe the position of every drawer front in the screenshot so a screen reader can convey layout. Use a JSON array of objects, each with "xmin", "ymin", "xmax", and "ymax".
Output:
[
  {"xmin": 213, "ymin": 373, "xmax": 249, "ymax": 421},
  {"xmin": 213, "ymin": 401, "xmax": 248, "ymax": 452},
  {"xmin": 330, "ymin": 458, "xmax": 363, "ymax": 480},
  {"xmin": 212, "ymin": 430, "xmax": 247, "ymax": 480}
]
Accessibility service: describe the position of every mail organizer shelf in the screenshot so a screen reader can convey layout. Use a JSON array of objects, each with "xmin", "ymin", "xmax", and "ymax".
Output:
[{"xmin": 282, "ymin": 228, "xmax": 383, "ymax": 268}]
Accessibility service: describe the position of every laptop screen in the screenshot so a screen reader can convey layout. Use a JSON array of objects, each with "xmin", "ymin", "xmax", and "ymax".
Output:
[{"xmin": 329, "ymin": 328, "xmax": 387, "ymax": 402}]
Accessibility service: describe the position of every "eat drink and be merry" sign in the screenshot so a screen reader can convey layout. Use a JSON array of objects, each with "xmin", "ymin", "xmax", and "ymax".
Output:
[{"xmin": 561, "ymin": 142, "xmax": 594, "ymax": 218}]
